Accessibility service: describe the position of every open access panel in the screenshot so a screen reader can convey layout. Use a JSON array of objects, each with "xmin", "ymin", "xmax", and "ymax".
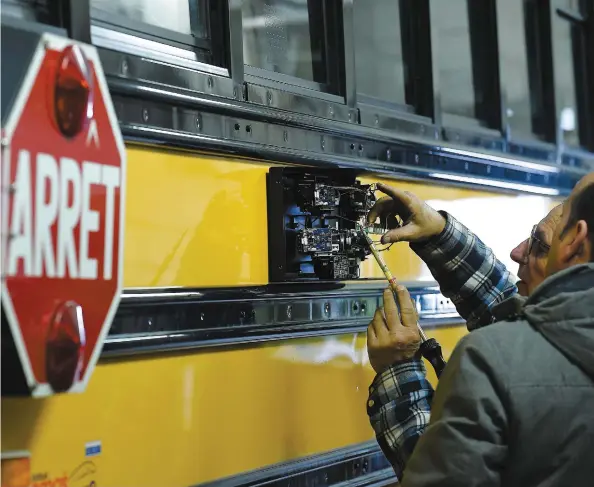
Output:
[{"xmin": 267, "ymin": 168, "xmax": 399, "ymax": 282}]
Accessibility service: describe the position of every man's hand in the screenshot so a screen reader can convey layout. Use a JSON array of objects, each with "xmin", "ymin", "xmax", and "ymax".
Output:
[
  {"xmin": 367, "ymin": 183, "xmax": 446, "ymax": 244},
  {"xmin": 367, "ymin": 287, "xmax": 422, "ymax": 374}
]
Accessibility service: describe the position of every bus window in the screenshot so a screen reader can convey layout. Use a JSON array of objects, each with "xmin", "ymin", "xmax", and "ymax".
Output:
[
  {"xmin": 241, "ymin": 0, "xmax": 338, "ymax": 92},
  {"xmin": 90, "ymin": 0, "xmax": 216, "ymax": 65},
  {"xmin": 431, "ymin": 0, "xmax": 477, "ymax": 121},
  {"xmin": 431, "ymin": 0, "xmax": 502, "ymax": 131},
  {"xmin": 353, "ymin": 0, "xmax": 407, "ymax": 107},
  {"xmin": 497, "ymin": 0, "xmax": 535, "ymax": 140},
  {"xmin": 552, "ymin": 0, "xmax": 589, "ymax": 149}
]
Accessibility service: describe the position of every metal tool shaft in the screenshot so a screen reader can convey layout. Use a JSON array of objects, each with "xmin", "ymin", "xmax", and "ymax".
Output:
[{"xmin": 361, "ymin": 230, "xmax": 428, "ymax": 342}]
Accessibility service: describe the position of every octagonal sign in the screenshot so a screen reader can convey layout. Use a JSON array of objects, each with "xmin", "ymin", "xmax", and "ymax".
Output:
[{"xmin": 1, "ymin": 33, "xmax": 126, "ymax": 396}]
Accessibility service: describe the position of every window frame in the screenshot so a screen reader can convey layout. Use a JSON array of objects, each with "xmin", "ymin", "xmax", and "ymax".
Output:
[
  {"xmin": 549, "ymin": 0, "xmax": 594, "ymax": 151},
  {"xmin": 349, "ymin": 0, "xmax": 434, "ymax": 121},
  {"xmin": 494, "ymin": 0, "xmax": 557, "ymax": 146},
  {"xmin": 429, "ymin": 0, "xmax": 503, "ymax": 134},
  {"xmin": 90, "ymin": 0, "xmax": 229, "ymax": 68},
  {"xmin": 240, "ymin": 0, "xmax": 346, "ymax": 98}
]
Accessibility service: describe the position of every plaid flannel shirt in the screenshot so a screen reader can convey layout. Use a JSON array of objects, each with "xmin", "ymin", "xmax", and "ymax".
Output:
[{"xmin": 367, "ymin": 212, "xmax": 518, "ymax": 480}]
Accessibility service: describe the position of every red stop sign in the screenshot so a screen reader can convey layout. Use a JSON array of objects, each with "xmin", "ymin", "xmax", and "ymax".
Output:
[{"xmin": 1, "ymin": 34, "xmax": 126, "ymax": 396}]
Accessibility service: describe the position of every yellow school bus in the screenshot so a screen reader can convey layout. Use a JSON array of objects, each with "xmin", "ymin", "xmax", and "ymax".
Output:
[{"xmin": 2, "ymin": 0, "xmax": 592, "ymax": 486}]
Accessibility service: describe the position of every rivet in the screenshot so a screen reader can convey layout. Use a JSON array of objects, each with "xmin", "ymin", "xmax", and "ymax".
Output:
[
  {"xmin": 121, "ymin": 59, "xmax": 129, "ymax": 76},
  {"xmin": 286, "ymin": 305, "xmax": 292, "ymax": 319},
  {"xmin": 195, "ymin": 115, "xmax": 202, "ymax": 131},
  {"xmin": 328, "ymin": 106, "xmax": 334, "ymax": 117},
  {"xmin": 348, "ymin": 112, "xmax": 353, "ymax": 122},
  {"xmin": 414, "ymin": 154, "xmax": 419, "ymax": 163},
  {"xmin": 375, "ymin": 116, "xmax": 379, "ymax": 126},
  {"xmin": 386, "ymin": 149, "xmax": 391, "ymax": 161},
  {"xmin": 200, "ymin": 312, "xmax": 205, "ymax": 321},
  {"xmin": 321, "ymin": 136, "xmax": 326, "ymax": 150},
  {"xmin": 142, "ymin": 108, "xmax": 149, "ymax": 122},
  {"xmin": 324, "ymin": 302, "xmax": 330, "ymax": 315}
]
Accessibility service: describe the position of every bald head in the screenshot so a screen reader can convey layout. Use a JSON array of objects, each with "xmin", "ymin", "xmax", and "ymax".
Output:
[
  {"xmin": 574, "ymin": 172, "xmax": 594, "ymax": 194},
  {"xmin": 545, "ymin": 172, "xmax": 594, "ymax": 276}
]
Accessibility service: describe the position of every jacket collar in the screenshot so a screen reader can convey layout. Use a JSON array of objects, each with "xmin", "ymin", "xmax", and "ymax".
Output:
[{"xmin": 492, "ymin": 263, "xmax": 594, "ymax": 321}]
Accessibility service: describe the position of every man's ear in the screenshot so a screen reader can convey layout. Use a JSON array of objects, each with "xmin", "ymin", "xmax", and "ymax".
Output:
[{"xmin": 562, "ymin": 220, "xmax": 590, "ymax": 264}]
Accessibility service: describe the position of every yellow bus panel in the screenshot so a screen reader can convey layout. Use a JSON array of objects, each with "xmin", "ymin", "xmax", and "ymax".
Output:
[{"xmin": 1, "ymin": 326, "xmax": 466, "ymax": 487}]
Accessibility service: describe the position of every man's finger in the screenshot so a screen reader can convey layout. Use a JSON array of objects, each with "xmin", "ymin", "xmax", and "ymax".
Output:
[
  {"xmin": 396, "ymin": 285, "xmax": 417, "ymax": 327},
  {"xmin": 381, "ymin": 224, "xmax": 418, "ymax": 244},
  {"xmin": 367, "ymin": 196, "xmax": 394, "ymax": 224},
  {"xmin": 411, "ymin": 296, "xmax": 419, "ymax": 323},
  {"xmin": 383, "ymin": 288, "xmax": 401, "ymax": 330},
  {"xmin": 376, "ymin": 183, "xmax": 413, "ymax": 206},
  {"xmin": 367, "ymin": 322, "xmax": 377, "ymax": 347},
  {"xmin": 371, "ymin": 307, "xmax": 388, "ymax": 338}
]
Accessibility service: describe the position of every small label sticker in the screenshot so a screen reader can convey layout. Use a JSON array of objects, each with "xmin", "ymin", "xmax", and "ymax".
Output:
[{"xmin": 85, "ymin": 442, "xmax": 101, "ymax": 458}]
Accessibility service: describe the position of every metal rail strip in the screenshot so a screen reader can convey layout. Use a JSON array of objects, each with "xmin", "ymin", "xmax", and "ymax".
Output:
[
  {"xmin": 97, "ymin": 47, "xmax": 593, "ymax": 197},
  {"xmin": 102, "ymin": 282, "xmax": 464, "ymax": 358},
  {"xmin": 194, "ymin": 440, "xmax": 395, "ymax": 487}
]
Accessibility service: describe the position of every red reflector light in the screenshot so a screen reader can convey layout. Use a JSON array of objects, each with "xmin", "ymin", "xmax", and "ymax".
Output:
[
  {"xmin": 46, "ymin": 301, "xmax": 86, "ymax": 393},
  {"xmin": 54, "ymin": 45, "xmax": 94, "ymax": 138}
]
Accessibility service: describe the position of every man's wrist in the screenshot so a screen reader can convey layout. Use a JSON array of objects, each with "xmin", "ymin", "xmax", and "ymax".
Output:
[
  {"xmin": 411, "ymin": 211, "xmax": 452, "ymax": 249},
  {"xmin": 370, "ymin": 358, "xmax": 426, "ymax": 394}
]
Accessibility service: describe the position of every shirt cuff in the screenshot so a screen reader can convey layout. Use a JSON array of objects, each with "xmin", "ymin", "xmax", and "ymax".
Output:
[
  {"xmin": 410, "ymin": 211, "xmax": 458, "ymax": 253},
  {"xmin": 367, "ymin": 359, "xmax": 428, "ymax": 417}
]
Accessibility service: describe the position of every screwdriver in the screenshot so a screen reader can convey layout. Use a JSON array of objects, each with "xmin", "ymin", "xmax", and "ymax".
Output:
[{"xmin": 360, "ymin": 228, "xmax": 447, "ymax": 378}]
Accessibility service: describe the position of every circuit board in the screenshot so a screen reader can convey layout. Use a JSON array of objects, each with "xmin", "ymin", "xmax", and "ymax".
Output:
[{"xmin": 267, "ymin": 168, "xmax": 381, "ymax": 282}]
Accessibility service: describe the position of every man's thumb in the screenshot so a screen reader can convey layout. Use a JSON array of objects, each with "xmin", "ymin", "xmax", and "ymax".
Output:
[{"xmin": 380, "ymin": 224, "xmax": 418, "ymax": 244}]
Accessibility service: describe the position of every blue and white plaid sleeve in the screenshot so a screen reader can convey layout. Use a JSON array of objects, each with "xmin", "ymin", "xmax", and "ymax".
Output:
[
  {"xmin": 410, "ymin": 211, "xmax": 518, "ymax": 330},
  {"xmin": 368, "ymin": 359, "xmax": 433, "ymax": 480}
]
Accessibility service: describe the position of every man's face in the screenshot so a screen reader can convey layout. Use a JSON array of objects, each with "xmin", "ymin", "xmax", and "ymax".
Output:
[
  {"xmin": 510, "ymin": 205, "xmax": 562, "ymax": 296},
  {"xmin": 545, "ymin": 174, "xmax": 594, "ymax": 276}
]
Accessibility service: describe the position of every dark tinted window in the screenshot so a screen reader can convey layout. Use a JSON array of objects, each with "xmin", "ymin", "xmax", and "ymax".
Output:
[
  {"xmin": 241, "ymin": 0, "xmax": 326, "ymax": 84},
  {"xmin": 432, "ymin": 0, "xmax": 476, "ymax": 119},
  {"xmin": 552, "ymin": 0, "xmax": 585, "ymax": 147},
  {"xmin": 353, "ymin": 0, "xmax": 406, "ymax": 105},
  {"xmin": 554, "ymin": 20, "xmax": 579, "ymax": 146},
  {"xmin": 498, "ymin": 0, "xmax": 533, "ymax": 138}
]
